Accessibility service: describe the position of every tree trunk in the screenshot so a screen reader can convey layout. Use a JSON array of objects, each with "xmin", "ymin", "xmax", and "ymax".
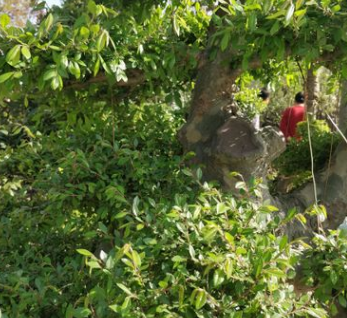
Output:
[
  {"xmin": 177, "ymin": 15, "xmax": 347, "ymax": 317},
  {"xmin": 338, "ymin": 80, "xmax": 347, "ymax": 132},
  {"xmin": 179, "ymin": 49, "xmax": 347, "ymax": 238},
  {"xmin": 305, "ymin": 67, "xmax": 318, "ymax": 117},
  {"xmin": 178, "ymin": 49, "xmax": 285, "ymax": 197}
]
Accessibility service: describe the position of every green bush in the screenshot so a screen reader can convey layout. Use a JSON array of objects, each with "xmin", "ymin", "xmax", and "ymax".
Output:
[
  {"xmin": 273, "ymin": 120, "xmax": 340, "ymax": 176},
  {"xmin": 301, "ymin": 230, "xmax": 347, "ymax": 316},
  {"xmin": 0, "ymin": 101, "xmax": 188, "ymax": 317},
  {"xmin": 76, "ymin": 183, "xmax": 327, "ymax": 318},
  {"xmin": 0, "ymin": 101, "xmax": 332, "ymax": 318}
]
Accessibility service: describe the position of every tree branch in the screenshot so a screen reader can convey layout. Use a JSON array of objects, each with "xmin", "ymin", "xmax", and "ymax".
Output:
[{"xmin": 64, "ymin": 69, "xmax": 145, "ymax": 90}]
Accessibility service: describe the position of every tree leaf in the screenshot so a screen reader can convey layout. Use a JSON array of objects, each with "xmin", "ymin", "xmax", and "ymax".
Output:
[
  {"xmin": 195, "ymin": 289, "xmax": 207, "ymax": 310},
  {"xmin": 44, "ymin": 13, "xmax": 54, "ymax": 31},
  {"xmin": 117, "ymin": 283, "xmax": 133, "ymax": 296},
  {"xmin": 43, "ymin": 69, "xmax": 57, "ymax": 81},
  {"xmin": 21, "ymin": 46, "xmax": 31, "ymax": 60},
  {"xmin": 339, "ymin": 295, "xmax": 347, "ymax": 308},
  {"xmin": 188, "ymin": 244, "xmax": 196, "ymax": 259},
  {"xmin": 220, "ymin": 32, "xmax": 230, "ymax": 51},
  {"xmin": 132, "ymin": 196, "xmax": 140, "ymax": 216},
  {"xmin": 196, "ymin": 167, "xmax": 202, "ymax": 180},
  {"xmin": 51, "ymin": 76, "xmax": 61, "ymax": 90},
  {"xmin": 76, "ymin": 249, "xmax": 93, "ymax": 257},
  {"xmin": 0, "ymin": 72, "xmax": 14, "ymax": 83},
  {"xmin": 121, "ymin": 296, "xmax": 131, "ymax": 312},
  {"xmin": 213, "ymin": 269, "xmax": 225, "ymax": 287},
  {"xmin": 109, "ymin": 304, "xmax": 120, "ymax": 313},
  {"xmin": 96, "ymin": 30, "xmax": 109, "ymax": 52},
  {"xmin": 304, "ymin": 308, "xmax": 327, "ymax": 318},
  {"xmin": 225, "ymin": 232, "xmax": 234, "ymax": 246},
  {"xmin": 285, "ymin": 3, "xmax": 295, "ymax": 22},
  {"xmin": 172, "ymin": 255, "xmax": 187, "ymax": 262},
  {"xmin": 80, "ymin": 26, "xmax": 90, "ymax": 38},
  {"xmin": 173, "ymin": 15, "xmax": 180, "ymax": 36},
  {"xmin": 131, "ymin": 250, "xmax": 141, "ymax": 268},
  {"xmin": 68, "ymin": 61, "xmax": 81, "ymax": 79},
  {"xmin": 6, "ymin": 45, "xmax": 21, "ymax": 66},
  {"xmin": 87, "ymin": 0, "xmax": 97, "ymax": 15},
  {"xmin": 60, "ymin": 55, "xmax": 69, "ymax": 68},
  {"xmin": 0, "ymin": 14, "xmax": 11, "ymax": 28},
  {"xmin": 178, "ymin": 286, "xmax": 185, "ymax": 307},
  {"xmin": 295, "ymin": 8, "xmax": 307, "ymax": 17},
  {"xmin": 270, "ymin": 21, "xmax": 280, "ymax": 35},
  {"xmin": 330, "ymin": 270, "xmax": 338, "ymax": 285},
  {"xmin": 264, "ymin": 268, "xmax": 286, "ymax": 278},
  {"xmin": 279, "ymin": 235, "xmax": 288, "ymax": 251},
  {"xmin": 121, "ymin": 258, "xmax": 135, "ymax": 269},
  {"xmin": 247, "ymin": 13, "xmax": 257, "ymax": 32},
  {"xmin": 267, "ymin": 10, "xmax": 284, "ymax": 20},
  {"xmin": 73, "ymin": 307, "xmax": 91, "ymax": 318},
  {"xmin": 93, "ymin": 57, "xmax": 100, "ymax": 76}
]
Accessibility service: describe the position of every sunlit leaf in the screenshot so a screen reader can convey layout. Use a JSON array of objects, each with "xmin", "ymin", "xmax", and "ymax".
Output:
[{"xmin": 0, "ymin": 72, "xmax": 14, "ymax": 83}]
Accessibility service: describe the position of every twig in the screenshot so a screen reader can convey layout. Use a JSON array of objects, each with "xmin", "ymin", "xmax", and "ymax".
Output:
[
  {"xmin": 323, "ymin": 134, "xmax": 334, "ymax": 200},
  {"xmin": 64, "ymin": 69, "xmax": 145, "ymax": 90},
  {"xmin": 295, "ymin": 58, "xmax": 306, "ymax": 85},
  {"xmin": 110, "ymin": 88, "xmax": 115, "ymax": 148},
  {"xmin": 327, "ymin": 114, "xmax": 347, "ymax": 145}
]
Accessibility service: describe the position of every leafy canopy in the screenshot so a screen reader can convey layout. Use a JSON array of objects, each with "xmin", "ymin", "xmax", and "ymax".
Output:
[
  {"xmin": 1, "ymin": 1, "xmax": 347, "ymax": 317},
  {"xmin": 1, "ymin": 0, "xmax": 347, "ymax": 106}
]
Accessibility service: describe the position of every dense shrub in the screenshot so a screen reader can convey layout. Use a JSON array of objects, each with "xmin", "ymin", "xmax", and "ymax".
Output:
[
  {"xmin": 273, "ymin": 120, "xmax": 340, "ymax": 176},
  {"xmin": 301, "ymin": 229, "xmax": 347, "ymax": 316},
  {"xmin": 0, "ymin": 101, "xmax": 339, "ymax": 318},
  {"xmin": 270, "ymin": 120, "xmax": 341, "ymax": 193},
  {"xmin": 76, "ymin": 184, "xmax": 326, "ymax": 318},
  {"xmin": 0, "ymin": 101, "xmax": 188, "ymax": 317}
]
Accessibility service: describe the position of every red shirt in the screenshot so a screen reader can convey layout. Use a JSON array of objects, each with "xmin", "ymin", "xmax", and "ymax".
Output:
[{"xmin": 279, "ymin": 105, "xmax": 305, "ymax": 141}]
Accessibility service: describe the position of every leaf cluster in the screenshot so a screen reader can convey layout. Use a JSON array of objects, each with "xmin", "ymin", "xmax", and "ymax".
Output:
[
  {"xmin": 0, "ymin": 97, "xmax": 330, "ymax": 318},
  {"xmin": 301, "ymin": 230, "xmax": 347, "ymax": 316},
  {"xmin": 273, "ymin": 120, "xmax": 340, "ymax": 177}
]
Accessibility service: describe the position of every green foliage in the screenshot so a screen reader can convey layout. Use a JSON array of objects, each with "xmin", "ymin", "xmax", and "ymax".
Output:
[
  {"xmin": 0, "ymin": 98, "xmax": 329, "ymax": 317},
  {"xmin": 1, "ymin": 0, "xmax": 347, "ymax": 108},
  {"xmin": 0, "ymin": 0, "xmax": 210, "ymax": 103},
  {"xmin": 301, "ymin": 230, "xmax": 347, "ymax": 316},
  {"xmin": 1, "ymin": 1, "xmax": 347, "ymax": 317},
  {"xmin": 273, "ymin": 120, "xmax": 340, "ymax": 177},
  {"xmin": 233, "ymin": 73, "xmax": 267, "ymax": 119},
  {"xmin": 77, "ymin": 186, "xmax": 315, "ymax": 318},
  {"xmin": 0, "ymin": 100, "xmax": 186, "ymax": 317},
  {"xmin": 213, "ymin": 0, "xmax": 347, "ymax": 78}
]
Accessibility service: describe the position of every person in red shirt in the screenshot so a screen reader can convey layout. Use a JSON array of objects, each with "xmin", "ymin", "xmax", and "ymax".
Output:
[{"xmin": 280, "ymin": 92, "xmax": 305, "ymax": 141}]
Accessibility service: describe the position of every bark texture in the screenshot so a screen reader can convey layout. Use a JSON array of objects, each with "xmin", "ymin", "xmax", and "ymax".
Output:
[
  {"xmin": 178, "ymin": 51, "xmax": 347, "ymax": 317},
  {"xmin": 305, "ymin": 67, "xmax": 319, "ymax": 116},
  {"xmin": 283, "ymin": 140, "xmax": 347, "ymax": 238},
  {"xmin": 179, "ymin": 49, "xmax": 284, "ymax": 195},
  {"xmin": 338, "ymin": 80, "xmax": 347, "ymax": 132},
  {"xmin": 179, "ymin": 49, "xmax": 347, "ymax": 238}
]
